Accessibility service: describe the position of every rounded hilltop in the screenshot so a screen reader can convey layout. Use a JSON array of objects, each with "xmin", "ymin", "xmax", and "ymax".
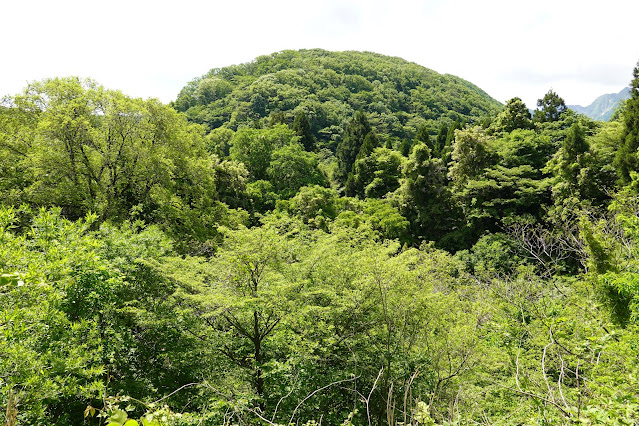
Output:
[{"xmin": 173, "ymin": 49, "xmax": 502, "ymax": 148}]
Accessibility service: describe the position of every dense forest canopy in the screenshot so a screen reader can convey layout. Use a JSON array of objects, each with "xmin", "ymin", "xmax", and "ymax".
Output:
[
  {"xmin": 172, "ymin": 49, "xmax": 502, "ymax": 149},
  {"xmin": 2, "ymin": 51, "xmax": 639, "ymax": 425}
]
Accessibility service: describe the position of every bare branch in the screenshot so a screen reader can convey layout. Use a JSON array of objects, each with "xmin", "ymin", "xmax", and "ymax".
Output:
[
  {"xmin": 151, "ymin": 382, "xmax": 201, "ymax": 405},
  {"xmin": 542, "ymin": 342, "xmax": 554, "ymax": 404},
  {"xmin": 365, "ymin": 368, "xmax": 384, "ymax": 426},
  {"xmin": 288, "ymin": 376, "xmax": 360, "ymax": 425},
  {"xmin": 487, "ymin": 380, "xmax": 571, "ymax": 418},
  {"xmin": 271, "ymin": 372, "xmax": 299, "ymax": 423}
]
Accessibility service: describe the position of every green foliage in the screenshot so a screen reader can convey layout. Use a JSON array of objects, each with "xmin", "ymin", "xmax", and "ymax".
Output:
[
  {"xmin": 347, "ymin": 147, "xmax": 405, "ymax": 198},
  {"xmin": 490, "ymin": 97, "xmax": 533, "ymax": 134},
  {"xmin": 359, "ymin": 198, "xmax": 410, "ymax": 241},
  {"xmin": 5, "ymin": 51, "xmax": 639, "ymax": 426},
  {"xmin": 0, "ymin": 208, "xmax": 106, "ymax": 424},
  {"xmin": 292, "ymin": 111, "xmax": 316, "ymax": 151},
  {"xmin": 212, "ymin": 157, "xmax": 250, "ymax": 210},
  {"xmin": 493, "ymin": 129, "xmax": 554, "ymax": 171},
  {"xmin": 447, "ymin": 126, "xmax": 492, "ymax": 191},
  {"xmin": 0, "ymin": 207, "xmax": 219, "ymax": 424},
  {"xmin": 173, "ymin": 49, "xmax": 502, "ymax": 148},
  {"xmin": 330, "ymin": 198, "xmax": 409, "ymax": 241},
  {"xmin": 534, "ymin": 89, "xmax": 567, "ymax": 123},
  {"xmin": 229, "ymin": 124, "xmax": 298, "ymax": 180},
  {"xmin": 267, "ymin": 142, "xmax": 325, "ymax": 198},
  {"xmin": 170, "ymin": 226, "xmax": 299, "ymax": 404},
  {"xmin": 205, "ymin": 127, "xmax": 235, "ymax": 157},
  {"xmin": 449, "ymin": 128, "xmax": 553, "ymax": 242},
  {"xmin": 286, "ymin": 185, "xmax": 339, "ymax": 229},
  {"xmin": 396, "ymin": 142, "xmax": 451, "ymax": 244},
  {"xmin": 414, "ymin": 125, "xmax": 429, "ymax": 143},
  {"xmin": 336, "ymin": 110, "xmax": 374, "ymax": 183},
  {"xmin": 456, "ymin": 232, "xmax": 527, "ymax": 277},
  {"xmin": 545, "ymin": 123, "xmax": 606, "ymax": 215},
  {"xmin": 84, "ymin": 393, "xmax": 193, "ymax": 426},
  {"xmin": 247, "ymin": 179, "xmax": 279, "ymax": 213},
  {"xmin": 0, "ymin": 77, "xmax": 242, "ymax": 254},
  {"xmin": 614, "ymin": 60, "xmax": 639, "ymax": 185},
  {"xmin": 583, "ymin": 175, "xmax": 639, "ymax": 324}
]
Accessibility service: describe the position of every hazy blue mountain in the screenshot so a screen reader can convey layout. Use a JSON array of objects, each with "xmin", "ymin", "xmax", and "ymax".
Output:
[{"xmin": 568, "ymin": 87, "xmax": 630, "ymax": 121}]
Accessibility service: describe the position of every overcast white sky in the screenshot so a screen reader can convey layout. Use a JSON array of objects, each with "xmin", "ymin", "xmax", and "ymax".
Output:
[{"xmin": 3, "ymin": 0, "xmax": 638, "ymax": 109}]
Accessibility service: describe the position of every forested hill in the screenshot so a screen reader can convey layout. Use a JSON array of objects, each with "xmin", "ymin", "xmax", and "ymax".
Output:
[
  {"xmin": 173, "ymin": 49, "xmax": 502, "ymax": 146},
  {"xmin": 4, "ymin": 52, "xmax": 639, "ymax": 425}
]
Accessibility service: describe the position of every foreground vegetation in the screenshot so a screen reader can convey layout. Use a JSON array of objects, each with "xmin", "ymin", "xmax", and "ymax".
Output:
[{"xmin": 1, "ymin": 50, "xmax": 639, "ymax": 424}]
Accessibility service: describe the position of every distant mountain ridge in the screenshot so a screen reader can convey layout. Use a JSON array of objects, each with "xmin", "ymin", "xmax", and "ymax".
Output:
[{"xmin": 568, "ymin": 87, "xmax": 630, "ymax": 121}]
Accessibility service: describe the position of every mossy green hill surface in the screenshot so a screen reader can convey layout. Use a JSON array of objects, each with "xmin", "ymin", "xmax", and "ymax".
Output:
[{"xmin": 173, "ymin": 49, "xmax": 502, "ymax": 147}]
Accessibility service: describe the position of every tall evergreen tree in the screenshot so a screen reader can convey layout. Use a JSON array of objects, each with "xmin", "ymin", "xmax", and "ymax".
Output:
[
  {"xmin": 415, "ymin": 124, "xmax": 433, "ymax": 154},
  {"xmin": 546, "ymin": 123, "xmax": 593, "ymax": 208},
  {"xmin": 336, "ymin": 110, "xmax": 373, "ymax": 184},
  {"xmin": 345, "ymin": 132, "xmax": 380, "ymax": 196},
  {"xmin": 292, "ymin": 111, "xmax": 316, "ymax": 151},
  {"xmin": 615, "ymin": 60, "xmax": 639, "ymax": 185},
  {"xmin": 400, "ymin": 138, "xmax": 413, "ymax": 156},
  {"xmin": 534, "ymin": 89, "xmax": 567, "ymax": 123},
  {"xmin": 398, "ymin": 142, "xmax": 449, "ymax": 242},
  {"xmin": 416, "ymin": 125, "xmax": 431, "ymax": 144},
  {"xmin": 441, "ymin": 120, "xmax": 464, "ymax": 165},
  {"xmin": 356, "ymin": 132, "xmax": 378, "ymax": 160},
  {"xmin": 436, "ymin": 123, "xmax": 448, "ymax": 156},
  {"xmin": 446, "ymin": 120, "xmax": 462, "ymax": 146}
]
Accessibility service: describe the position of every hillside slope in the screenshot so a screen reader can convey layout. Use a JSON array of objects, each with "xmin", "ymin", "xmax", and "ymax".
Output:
[
  {"xmin": 568, "ymin": 87, "xmax": 630, "ymax": 121},
  {"xmin": 173, "ymin": 49, "xmax": 502, "ymax": 146}
]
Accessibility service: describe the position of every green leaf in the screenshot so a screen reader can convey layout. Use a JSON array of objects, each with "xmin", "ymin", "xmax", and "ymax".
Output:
[
  {"xmin": 108, "ymin": 409, "xmax": 128, "ymax": 424},
  {"xmin": 84, "ymin": 405, "xmax": 97, "ymax": 418},
  {"xmin": 140, "ymin": 416, "xmax": 160, "ymax": 426}
]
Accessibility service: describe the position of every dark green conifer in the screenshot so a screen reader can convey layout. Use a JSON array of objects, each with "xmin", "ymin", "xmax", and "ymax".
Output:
[
  {"xmin": 441, "ymin": 120, "xmax": 464, "ymax": 165},
  {"xmin": 615, "ymin": 61, "xmax": 639, "ymax": 185},
  {"xmin": 563, "ymin": 123, "xmax": 589, "ymax": 168},
  {"xmin": 292, "ymin": 111, "xmax": 316, "ymax": 151},
  {"xmin": 415, "ymin": 125, "xmax": 433, "ymax": 154},
  {"xmin": 357, "ymin": 132, "xmax": 378, "ymax": 160},
  {"xmin": 336, "ymin": 110, "xmax": 373, "ymax": 183},
  {"xmin": 400, "ymin": 139, "xmax": 413, "ymax": 156},
  {"xmin": 533, "ymin": 89, "xmax": 566, "ymax": 123},
  {"xmin": 436, "ymin": 123, "xmax": 448, "ymax": 155},
  {"xmin": 269, "ymin": 111, "xmax": 287, "ymax": 127}
]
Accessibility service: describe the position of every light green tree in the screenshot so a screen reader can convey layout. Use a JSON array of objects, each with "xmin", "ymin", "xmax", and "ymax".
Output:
[
  {"xmin": 0, "ymin": 77, "xmax": 234, "ymax": 252},
  {"xmin": 165, "ymin": 226, "xmax": 303, "ymax": 411},
  {"xmin": 490, "ymin": 97, "xmax": 534, "ymax": 134},
  {"xmin": 347, "ymin": 147, "xmax": 404, "ymax": 198},
  {"xmin": 267, "ymin": 143, "xmax": 325, "ymax": 198},
  {"xmin": 230, "ymin": 124, "xmax": 298, "ymax": 180},
  {"xmin": 447, "ymin": 126, "xmax": 492, "ymax": 191}
]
